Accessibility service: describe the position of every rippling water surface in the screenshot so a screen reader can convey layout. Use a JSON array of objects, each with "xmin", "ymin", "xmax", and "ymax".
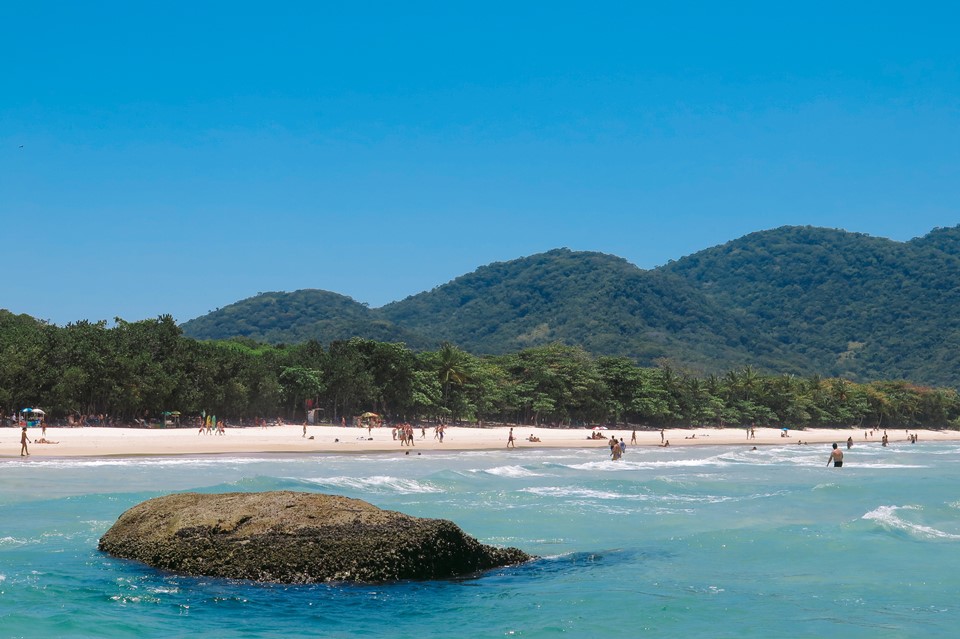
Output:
[{"xmin": 2, "ymin": 442, "xmax": 959, "ymax": 638}]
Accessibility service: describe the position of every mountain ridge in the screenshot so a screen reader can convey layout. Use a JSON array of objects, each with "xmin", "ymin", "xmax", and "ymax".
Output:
[{"xmin": 180, "ymin": 225, "xmax": 960, "ymax": 387}]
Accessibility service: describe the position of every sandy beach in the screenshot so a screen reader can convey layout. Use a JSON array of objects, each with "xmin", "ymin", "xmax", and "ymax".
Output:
[{"xmin": 2, "ymin": 423, "xmax": 957, "ymax": 459}]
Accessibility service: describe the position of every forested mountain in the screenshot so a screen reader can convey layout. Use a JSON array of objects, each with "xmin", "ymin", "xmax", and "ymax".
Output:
[
  {"xmin": 662, "ymin": 226, "xmax": 960, "ymax": 384},
  {"xmin": 179, "ymin": 225, "xmax": 960, "ymax": 387},
  {"xmin": 181, "ymin": 290, "xmax": 435, "ymax": 349},
  {"xmin": 379, "ymin": 249, "xmax": 778, "ymax": 368}
]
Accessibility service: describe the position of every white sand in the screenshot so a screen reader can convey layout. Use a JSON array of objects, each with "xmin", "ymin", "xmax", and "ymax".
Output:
[{"xmin": 2, "ymin": 424, "xmax": 955, "ymax": 459}]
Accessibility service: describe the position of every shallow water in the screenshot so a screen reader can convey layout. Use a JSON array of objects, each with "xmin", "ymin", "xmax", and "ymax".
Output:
[{"xmin": 1, "ymin": 442, "xmax": 958, "ymax": 638}]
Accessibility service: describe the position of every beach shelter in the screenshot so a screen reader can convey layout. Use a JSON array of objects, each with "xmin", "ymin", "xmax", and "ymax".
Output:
[
  {"xmin": 358, "ymin": 412, "xmax": 381, "ymax": 427},
  {"xmin": 20, "ymin": 408, "xmax": 45, "ymax": 427}
]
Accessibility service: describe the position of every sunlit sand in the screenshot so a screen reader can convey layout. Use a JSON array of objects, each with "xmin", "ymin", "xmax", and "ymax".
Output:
[{"xmin": 3, "ymin": 424, "xmax": 955, "ymax": 459}]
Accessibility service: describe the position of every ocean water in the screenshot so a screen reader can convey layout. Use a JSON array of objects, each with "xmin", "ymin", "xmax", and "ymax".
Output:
[{"xmin": 1, "ymin": 442, "xmax": 959, "ymax": 638}]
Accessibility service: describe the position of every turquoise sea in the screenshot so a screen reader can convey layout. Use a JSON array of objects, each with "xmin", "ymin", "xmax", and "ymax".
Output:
[{"xmin": 2, "ymin": 441, "xmax": 959, "ymax": 638}]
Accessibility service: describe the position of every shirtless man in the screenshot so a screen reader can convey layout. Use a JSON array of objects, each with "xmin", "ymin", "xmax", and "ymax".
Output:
[{"xmin": 827, "ymin": 442, "xmax": 844, "ymax": 467}]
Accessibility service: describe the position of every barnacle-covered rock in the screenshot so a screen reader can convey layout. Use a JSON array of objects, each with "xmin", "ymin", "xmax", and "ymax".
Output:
[{"xmin": 99, "ymin": 491, "xmax": 532, "ymax": 583}]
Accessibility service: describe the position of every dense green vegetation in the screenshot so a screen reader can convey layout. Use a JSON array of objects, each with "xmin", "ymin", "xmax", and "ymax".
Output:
[
  {"xmin": 182, "ymin": 290, "xmax": 434, "ymax": 349},
  {"xmin": 662, "ymin": 225, "xmax": 960, "ymax": 385},
  {"xmin": 179, "ymin": 225, "xmax": 960, "ymax": 387},
  {"xmin": 3, "ymin": 311, "xmax": 958, "ymax": 430}
]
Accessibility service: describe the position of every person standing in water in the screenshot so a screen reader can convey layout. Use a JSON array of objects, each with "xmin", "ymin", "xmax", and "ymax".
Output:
[{"xmin": 827, "ymin": 442, "xmax": 843, "ymax": 467}]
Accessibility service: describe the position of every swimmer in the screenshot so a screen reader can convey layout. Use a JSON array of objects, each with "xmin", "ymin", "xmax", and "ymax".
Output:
[{"xmin": 827, "ymin": 442, "xmax": 843, "ymax": 467}]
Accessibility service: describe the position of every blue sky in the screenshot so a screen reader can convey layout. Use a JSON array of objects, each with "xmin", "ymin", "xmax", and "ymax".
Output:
[{"xmin": 3, "ymin": 1, "xmax": 959, "ymax": 326}]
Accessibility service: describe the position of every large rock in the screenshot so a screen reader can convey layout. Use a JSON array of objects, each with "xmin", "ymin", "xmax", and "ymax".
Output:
[{"xmin": 98, "ymin": 491, "xmax": 532, "ymax": 583}]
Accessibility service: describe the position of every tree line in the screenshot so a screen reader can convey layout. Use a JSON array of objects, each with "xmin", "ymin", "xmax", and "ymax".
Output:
[{"xmin": 2, "ymin": 312, "xmax": 959, "ymax": 430}]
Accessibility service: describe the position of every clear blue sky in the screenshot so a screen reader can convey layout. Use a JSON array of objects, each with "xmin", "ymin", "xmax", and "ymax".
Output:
[{"xmin": 3, "ymin": 1, "xmax": 959, "ymax": 326}]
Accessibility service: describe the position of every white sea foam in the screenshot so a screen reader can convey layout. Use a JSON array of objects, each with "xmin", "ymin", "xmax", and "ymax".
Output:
[
  {"xmin": 303, "ymin": 475, "xmax": 442, "ymax": 494},
  {"xmin": 862, "ymin": 505, "xmax": 960, "ymax": 540},
  {"xmin": 521, "ymin": 486, "xmax": 622, "ymax": 501},
  {"xmin": 519, "ymin": 486, "xmax": 735, "ymax": 505},
  {"xmin": 482, "ymin": 465, "xmax": 544, "ymax": 478},
  {"xmin": 565, "ymin": 456, "xmax": 733, "ymax": 472},
  {"xmin": 858, "ymin": 463, "xmax": 927, "ymax": 469},
  {"xmin": 35, "ymin": 456, "xmax": 268, "ymax": 470},
  {"xmin": 0, "ymin": 536, "xmax": 29, "ymax": 547}
]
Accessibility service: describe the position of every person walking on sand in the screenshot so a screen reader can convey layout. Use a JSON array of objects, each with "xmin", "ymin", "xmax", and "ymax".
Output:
[
  {"xmin": 631, "ymin": 429, "xmax": 637, "ymax": 445},
  {"xmin": 827, "ymin": 442, "xmax": 843, "ymax": 468},
  {"xmin": 507, "ymin": 428, "xmax": 516, "ymax": 448},
  {"xmin": 20, "ymin": 426, "xmax": 31, "ymax": 456}
]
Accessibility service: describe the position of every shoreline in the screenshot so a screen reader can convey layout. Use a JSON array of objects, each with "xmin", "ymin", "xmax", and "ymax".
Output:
[{"xmin": 2, "ymin": 424, "xmax": 957, "ymax": 460}]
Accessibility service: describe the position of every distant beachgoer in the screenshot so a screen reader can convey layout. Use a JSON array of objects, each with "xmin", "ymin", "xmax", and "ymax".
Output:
[
  {"xmin": 507, "ymin": 428, "xmax": 516, "ymax": 448},
  {"xmin": 41, "ymin": 422, "xmax": 47, "ymax": 437},
  {"xmin": 750, "ymin": 426, "xmax": 756, "ymax": 439},
  {"xmin": 660, "ymin": 428, "xmax": 665, "ymax": 443},
  {"xmin": 846, "ymin": 436, "xmax": 853, "ymax": 450},
  {"xmin": 661, "ymin": 440, "xmax": 670, "ymax": 447},
  {"xmin": 882, "ymin": 434, "xmax": 888, "ymax": 447},
  {"xmin": 827, "ymin": 442, "xmax": 843, "ymax": 467},
  {"xmin": 303, "ymin": 423, "xmax": 307, "ymax": 438},
  {"xmin": 20, "ymin": 427, "xmax": 31, "ymax": 456},
  {"xmin": 619, "ymin": 437, "xmax": 627, "ymax": 455},
  {"xmin": 631, "ymin": 429, "xmax": 637, "ymax": 445},
  {"xmin": 438, "ymin": 424, "xmax": 445, "ymax": 443}
]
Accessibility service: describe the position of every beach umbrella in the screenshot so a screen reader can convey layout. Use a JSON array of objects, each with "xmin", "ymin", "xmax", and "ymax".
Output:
[
  {"xmin": 592, "ymin": 426, "xmax": 607, "ymax": 431},
  {"xmin": 360, "ymin": 412, "xmax": 379, "ymax": 419}
]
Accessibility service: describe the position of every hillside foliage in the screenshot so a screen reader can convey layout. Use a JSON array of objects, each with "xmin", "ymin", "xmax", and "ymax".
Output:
[{"xmin": 179, "ymin": 225, "xmax": 960, "ymax": 388}]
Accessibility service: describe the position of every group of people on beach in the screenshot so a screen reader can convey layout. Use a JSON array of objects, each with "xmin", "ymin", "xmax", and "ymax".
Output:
[
  {"xmin": 391, "ymin": 422, "xmax": 445, "ymax": 446},
  {"xmin": 197, "ymin": 415, "xmax": 226, "ymax": 435}
]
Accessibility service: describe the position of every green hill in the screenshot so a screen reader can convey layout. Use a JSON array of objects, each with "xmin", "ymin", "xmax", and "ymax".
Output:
[
  {"xmin": 180, "ymin": 290, "xmax": 435, "ymax": 349},
  {"xmin": 662, "ymin": 225, "xmax": 960, "ymax": 383},
  {"xmin": 179, "ymin": 225, "xmax": 960, "ymax": 387},
  {"xmin": 378, "ymin": 248, "xmax": 776, "ymax": 369}
]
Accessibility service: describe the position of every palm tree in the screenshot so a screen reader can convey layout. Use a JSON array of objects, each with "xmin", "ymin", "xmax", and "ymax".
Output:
[{"xmin": 436, "ymin": 342, "xmax": 471, "ymax": 408}]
